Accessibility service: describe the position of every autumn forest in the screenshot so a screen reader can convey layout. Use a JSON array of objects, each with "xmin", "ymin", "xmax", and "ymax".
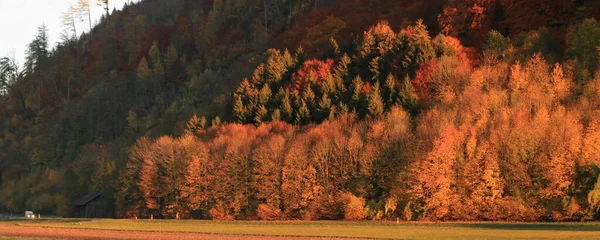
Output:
[{"xmin": 2, "ymin": 0, "xmax": 600, "ymax": 222}]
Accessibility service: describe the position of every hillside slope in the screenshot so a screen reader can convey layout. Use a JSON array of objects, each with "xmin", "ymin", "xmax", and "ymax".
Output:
[{"xmin": 1, "ymin": 0, "xmax": 600, "ymax": 220}]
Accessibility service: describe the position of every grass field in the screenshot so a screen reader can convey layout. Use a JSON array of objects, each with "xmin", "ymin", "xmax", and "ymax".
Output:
[{"xmin": 2, "ymin": 219, "xmax": 600, "ymax": 239}]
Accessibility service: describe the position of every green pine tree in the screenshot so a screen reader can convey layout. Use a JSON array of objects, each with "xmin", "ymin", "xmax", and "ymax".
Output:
[
  {"xmin": 317, "ymin": 94, "xmax": 332, "ymax": 121},
  {"xmin": 321, "ymin": 75, "xmax": 335, "ymax": 96},
  {"xmin": 329, "ymin": 37, "xmax": 340, "ymax": 56},
  {"xmin": 295, "ymin": 46, "xmax": 305, "ymax": 64},
  {"xmin": 369, "ymin": 56, "xmax": 382, "ymax": 81},
  {"xmin": 295, "ymin": 100, "xmax": 310, "ymax": 124},
  {"xmin": 211, "ymin": 116, "xmax": 222, "ymax": 127},
  {"xmin": 254, "ymin": 105, "xmax": 268, "ymax": 124},
  {"xmin": 327, "ymin": 105, "xmax": 337, "ymax": 120},
  {"xmin": 368, "ymin": 82, "xmax": 384, "ymax": 118},
  {"xmin": 281, "ymin": 93, "xmax": 293, "ymax": 122},
  {"xmin": 271, "ymin": 109, "xmax": 281, "ymax": 121},
  {"xmin": 337, "ymin": 102, "xmax": 349, "ymax": 115},
  {"xmin": 399, "ymin": 76, "xmax": 418, "ymax": 111},
  {"xmin": 333, "ymin": 54, "xmax": 351, "ymax": 93},
  {"xmin": 265, "ymin": 49, "xmax": 287, "ymax": 83},
  {"xmin": 384, "ymin": 74, "xmax": 398, "ymax": 107},
  {"xmin": 283, "ymin": 49, "xmax": 295, "ymax": 68},
  {"xmin": 186, "ymin": 114, "xmax": 206, "ymax": 134},
  {"xmin": 259, "ymin": 84, "xmax": 272, "ymax": 105},
  {"xmin": 302, "ymin": 86, "xmax": 316, "ymax": 108},
  {"xmin": 137, "ymin": 57, "xmax": 151, "ymax": 80},
  {"xmin": 399, "ymin": 19, "xmax": 435, "ymax": 78},
  {"xmin": 153, "ymin": 61, "xmax": 165, "ymax": 80},
  {"xmin": 351, "ymin": 76, "xmax": 364, "ymax": 107},
  {"xmin": 148, "ymin": 41, "xmax": 162, "ymax": 66},
  {"xmin": 233, "ymin": 94, "xmax": 246, "ymax": 123},
  {"xmin": 164, "ymin": 43, "xmax": 179, "ymax": 69}
]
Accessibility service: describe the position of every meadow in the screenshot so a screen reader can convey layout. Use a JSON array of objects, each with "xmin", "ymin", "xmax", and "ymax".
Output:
[{"xmin": 1, "ymin": 219, "xmax": 600, "ymax": 239}]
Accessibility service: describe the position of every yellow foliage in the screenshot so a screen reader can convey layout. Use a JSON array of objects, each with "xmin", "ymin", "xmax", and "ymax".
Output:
[
  {"xmin": 582, "ymin": 120, "xmax": 600, "ymax": 166},
  {"xmin": 257, "ymin": 204, "xmax": 284, "ymax": 220},
  {"xmin": 550, "ymin": 63, "xmax": 571, "ymax": 100},
  {"xmin": 339, "ymin": 192, "xmax": 365, "ymax": 221}
]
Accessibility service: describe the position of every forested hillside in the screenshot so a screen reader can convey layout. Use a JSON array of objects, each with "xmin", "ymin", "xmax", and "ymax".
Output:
[{"xmin": 2, "ymin": 0, "xmax": 600, "ymax": 221}]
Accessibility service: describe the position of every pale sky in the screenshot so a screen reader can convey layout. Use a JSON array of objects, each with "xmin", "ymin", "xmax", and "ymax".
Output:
[{"xmin": 0, "ymin": 0, "xmax": 138, "ymax": 66}]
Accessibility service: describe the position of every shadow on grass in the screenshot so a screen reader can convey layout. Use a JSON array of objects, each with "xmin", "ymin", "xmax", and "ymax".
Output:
[
  {"xmin": 0, "ymin": 218, "xmax": 92, "ymax": 224},
  {"xmin": 459, "ymin": 223, "xmax": 600, "ymax": 232}
]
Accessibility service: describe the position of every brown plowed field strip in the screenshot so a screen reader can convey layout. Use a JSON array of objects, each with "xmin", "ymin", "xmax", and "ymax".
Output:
[{"xmin": 0, "ymin": 225, "xmax": 368, "ymax": 240}]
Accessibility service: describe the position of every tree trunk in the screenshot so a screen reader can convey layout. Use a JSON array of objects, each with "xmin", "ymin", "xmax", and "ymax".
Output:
[
  {"xmin": 38, "ymin": 75, "xmax": 42, "ymax": 110},
  {"xmin": 88, "ymin": 2, "xmax": 93, "ymax": 41},
  {"xmin": 264, "ymin": 0, "xmax": 268, "ymax": 34},
  {"xmin": 105, "ymin": 1, "xmax": 110, "ymax": 26},
  {"xmin": 287, "ymin": 0, "xmax": 293, "ymax": 27},
  {"xmin": 72, "ymin": 17, "xmax": 78, "ymax": 45},
  {"xmin": 54, "ymin": 73, "xmax": 59, "ymax": 105},
  {"xmin": 67, "ymin": 76, "xmax": 71, "ymax": 101}
]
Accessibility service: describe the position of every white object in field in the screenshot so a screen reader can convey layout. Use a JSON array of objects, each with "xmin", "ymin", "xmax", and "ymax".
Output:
[{"xmin": 25, "ymin": 211, "xmax": 35, "ymax": 218}]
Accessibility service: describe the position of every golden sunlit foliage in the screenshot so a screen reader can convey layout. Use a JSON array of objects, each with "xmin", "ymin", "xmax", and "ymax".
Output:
[{"xmin": 120, "ymin": 16, "xmax": 600, "ymax": 221}]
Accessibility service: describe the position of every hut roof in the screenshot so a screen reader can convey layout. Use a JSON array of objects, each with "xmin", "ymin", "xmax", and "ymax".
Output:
[{"xmin": 74, "ymin": 192, "xmax": 102, "ymax": 206}]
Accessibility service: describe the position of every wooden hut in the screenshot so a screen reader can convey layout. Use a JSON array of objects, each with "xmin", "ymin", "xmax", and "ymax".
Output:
[{"xmin": 73, "ymin": 192, "xmax": 111, "ymax": 218}]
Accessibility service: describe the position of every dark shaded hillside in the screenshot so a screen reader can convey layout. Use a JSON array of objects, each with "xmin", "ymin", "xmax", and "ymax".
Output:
[
  {"xmin": 271, "ymin": 0, "xmax": 600, "ymax": 55},
  {"xmin": 271, "ymin": 0, "xmax": 447, "ymax": 57},
  {"xmin": 0, "ymin": 0, "xmax": 327, "ymax": 215},
  {"xmin": 1, "ymin": 0, "xmax": 600, "ymax": 220}
]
